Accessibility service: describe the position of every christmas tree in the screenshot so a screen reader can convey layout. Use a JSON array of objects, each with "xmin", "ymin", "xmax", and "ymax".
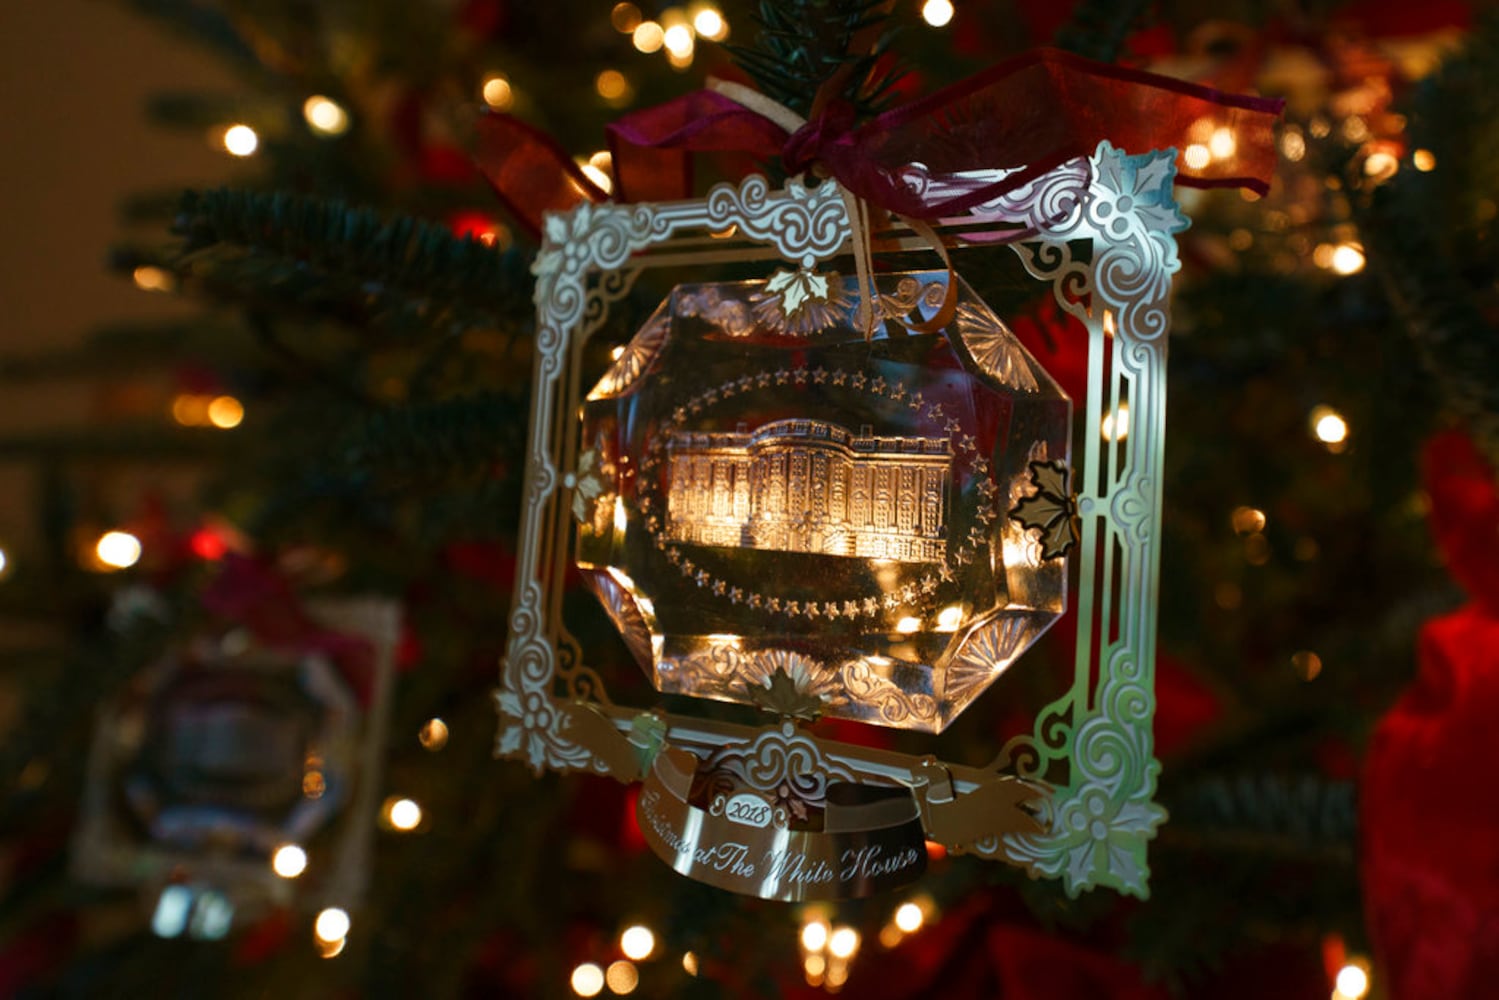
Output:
[{"xmin": 2, "ymin": 1, "xmax": 1497, "ymax": 997}]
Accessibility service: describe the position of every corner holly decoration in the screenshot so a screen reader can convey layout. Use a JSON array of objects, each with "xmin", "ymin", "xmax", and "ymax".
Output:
[
  {"xmin": 1010, "ymin": 459, "xmax": 1082, "ymax": 560},
  {"xmin": 486, "ymin": 48, "xmax": 1282, "ymax": 901}
]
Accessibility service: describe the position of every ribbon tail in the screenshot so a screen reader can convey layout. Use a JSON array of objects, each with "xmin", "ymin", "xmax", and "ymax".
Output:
[{"xmin": 474, "ymin": 113, "xmax": 608, "ymax": 239}]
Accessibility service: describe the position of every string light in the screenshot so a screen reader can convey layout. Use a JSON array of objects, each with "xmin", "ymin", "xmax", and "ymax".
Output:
[
  {"xmin": 1101, "ymin": 402, "xmax": 1130, "ymax": 441},
  {"xmin": 1413, "ymin": 148, "xmax": 1437, "ymax": 171},
  {"xmin": 1281, "ymin": 128, "xmax": 1306, "ymax": 162},
  {"xmin": 1310, "ymin": 405, "xmax": 1349, "ymax": 449},
  {"xmin": 1335, "ymin": 961, "xmax": 1370, "ymax": 999},
  {"xmin": 605, "ymin": 961, "xmax": 639, "ymax": 995},
  {"xmin": 1291, "ymin": 650, "xmax": 1323, "ymax": 681},
  {"xmin": 207, "ymin": 395, "xmax": 244, "ymax": 429},
  {"xmin": 827, "ymin": 927, "xmax": 860, "ymax": 960},
  {"xmin": 1363, "ymin": 150, "xmax": 1398, "ymax": 181},
  {"xmin": 314, "ymin": 907, "xmax": 350, "ymax": 943},
  {"xmin": 1183, "ymin": 144, "xmax": 1211, "ymax": 170},
  {"xmin": 384, "ymin": 796, "xmax": 423, "ymax": 831},
  {"xmin": 619, "ymin": 925, "xmax": 655, "ymax": 960},
  {"xmin": 893, "ymin": 902, "xmax": 923, "ymax": 933},
  {"xmin": 1230, "ymin": 506, "xmax": 1267, "ymax": 535},
  {"xmin": 95, "ymin": 531, "xmax": 142, "ymax": 570},
  {"xmin": 681, "ymin": 952, "xmax": 699, "ymax": 976},
  {"xmin": 595, "ymin": 70, "xmax": 631, "ymax": 103},
  {"xmin": 1329, "ymin": 243, "xmax": 1365, "ymax": 275},
  {"xmin": 800, "ymin": 920, "xmax": 829, "ymax": 952},
  {"xmin": 611, "ymin": 2, "xmax": 642, "ymax": 33},
  {"xmin": 482, "ymin": 75, "xmax": 514, "ymax": 110},
  {"xmin": 0, "ymin": 546, "xmax": 8, "ymax": 578},
  {"xmin": 570, "ymin": 962, "xmax": 605, "ymax": 997},
  {"xmin": 272, "ymin": 844, "xmax": 308, "ymax": 878},
  {"xmin": 692, "ymin": 6, "xmax": 728, "ymax": 41},
  {"xmin": 662, "ymin": 23, "xmax": 694, "ymax": 59},
  {"xmin": 222, "ymin": 124, "xmax": 258, "ymax": 157},
  {"xmin": 303, "ymin": 770, "xmax": 326, "ymax": 798},
  {"xmin": 419, "ymin": 717, "xmax": 449, "ymax": 750},
  {"xmin": 1209, "ymin": 127, "xmax": 1237, "ymax": 160},
  {"xmin": 921, "ymin": 0, "xmax": 955, "ymax": 27},
  {"xmin": 132, "ymin": 266, "xmax": 175, "ymax": 292},
  {"xmin": 303, "ymin": 96, "xmax": 350, "ymax": 137},
  {"xmin": 632, "ymin": 21, "xmax": 665, "ymax": 53}
]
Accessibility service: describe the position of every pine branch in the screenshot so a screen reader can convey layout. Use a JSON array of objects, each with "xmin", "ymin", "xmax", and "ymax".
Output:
[
  {"xmin": 726, "ymin": 0, "xmax": 906, "ymax": 121},
  {"xmin": 1163, "ymin": 772, "xmax": 1358, "ymax": 856},
  {"xmin": 145, "ymin": 189, "xmax": 534, "ymax": 340}
]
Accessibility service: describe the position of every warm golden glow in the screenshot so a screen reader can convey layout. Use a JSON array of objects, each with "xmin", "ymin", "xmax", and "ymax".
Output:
[
  {"xmin": 302, "ymin": 770, "xmax": 326, "ymax": 798},
  {"xmin": 272, "ymin": 844, "xmax": 308, "ymax": 878},
  {"xmin": 1311, "ymin": 405, "xmax": 1349, "ymax": 446},
  {"xmin": 619, "ymin": 924, "xmax": 655, "ymax": 960},
  {"xmin": 828, "ymin": 926, "xmax": 860, "ymax": 960},
  {"xmin": 316, "ymin": 936, "xmax": 346, "ymax": 959},
  {"xmin": 800, "ymin": 920, "xmax": 829, "ymax": 952},
  {"xmin": 96, "ymin": 531, "xmax": 142, "ymax": 570},
  {"xmin": 681, "ymin": 951, "xmax": 699, "ymax": 976},
  {"xmin": 482, "ymin": 75, "xmax": 513, "ymax": 110},
  {"xmin": 662, "ymin": 23, "xmax": 694, "ymax": 58},
  {"xmin": 1101, "ymin": 401, "xmax": 1129, "ymax": 441},
  {"xmin": 1335, "ymin": 962, "xmax": 1370, "ymax": 999},
  {"xmin": 632, "ymin": 21, "xmax": 664, "ymax": 53},
  {"xmin": 172, "ymin": 394, "xmax": 210, "ymax": 426},
  {"xmin": 610, "ymin": 345, "xmax": 626, "ymax": 361},
  {"xmin": 1363, "ymin": 150, "xmax": 1398, "ymax": 181},
  {"xmin": 1329, "ymin": 243, "xmax": 1365, "ymax": 275},
  {"xmin": 1413, "ymin": 148, "xmax": 1436, "ymax": 172},
  {"xmin": 1291, "ymin": 650, "xmax": 1323, "ymax": 681},
  {"xmin": 384, "ymin": 796, "xmax": 422, "ymax": 831},
  {"xmin": 1230, "ymin": 506, "xmax": 1266, "ymax": 535},
  {"xmin": 1281, "ymin": 129, "xmax": 1306, "ymax": 162},
  {"xmin": 804, "ymin": 953, "xmax": 826, "ymax": 979},
  {"xmin": 132, "ymin": 265, "xmax": 175, "ymax": 292},
  {"xmin": 893, "ymin": 902, "xmax": 923, "ymax": 933},
  {"xmin": 570, "ymin": 962, "xmax": 605, "ymax": 997},
  {"xmin": 1209, "ymin": 127, "xmax": 1237, "ymax": 160},
  {"xmin": 692, "ymin": 6, "xmax": 728, "ymax": 40},
  {"xmin": 314, "ymin": 907, "xmax": 350, "ymax": 943},
  {"xmin": 1183, "ymin": 144, "xmax": 1211, "ymax": 170},
  {"xmin": 895, "ymin": 616, "xmax": 921, "ymax": 635},
  {"xmin": 223, "ymin": 124, "xmax": 258, "ymax": 157},
  {"xmin": 303, "ymin": 96, "xmax": 350, "ymax": 136},
  {"xmin": 595, "ymin": 70, "xmax": 630, "ymax": 102},
  {"xmin": 605, "ymin": 961, "xmax": 639, "ymax": 995},
  {"xmin": 0, "ymin": 548, "xmax": 8, "ymax": 578},
  {"xmin": 921, "ymin": 0, "xmax": 955, "ymax": 27},
  {"xmin": 207, "ymin": 395, "xmax": 244, "ymax": 429},
  {"xmin": 611, "ymin": 2, "xmax": 642, "ymax": 33},
  {"xmin": 419, "ymin": 717, "xmax": 449, "ymax": 750},
  {"xmin": 935, "ymin": 605, "xmax": 963, "ymax": 632},
  {"xmin": 579, "ymin": 162, "xmax": 613, "ymax": 194}
]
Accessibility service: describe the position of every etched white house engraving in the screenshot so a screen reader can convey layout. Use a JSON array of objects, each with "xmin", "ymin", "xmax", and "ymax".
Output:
[{"xmin": 665, "ymin": 419, "xmax": 951, "ymax": 562}]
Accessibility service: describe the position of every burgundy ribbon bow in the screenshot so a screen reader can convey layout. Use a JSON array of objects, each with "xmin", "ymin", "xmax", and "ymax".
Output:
[{"xmin": 477, "ymin": 47, "xmax": 1284, "ymax": 238}]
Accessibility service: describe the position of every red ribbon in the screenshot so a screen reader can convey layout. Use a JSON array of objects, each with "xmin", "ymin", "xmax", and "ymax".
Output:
[{"xmin": 478, "ymin": 47, "xmax": 1284, "ymax": 238}]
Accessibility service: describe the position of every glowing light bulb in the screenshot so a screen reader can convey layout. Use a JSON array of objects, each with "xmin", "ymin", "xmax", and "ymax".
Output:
[
  {"xmin": 611, "ymin": 2, "xmax": 642, "ymax": 33},
  {"xmin": 314, "ymin": 907, "xmax": 350, "ymax": 943},
  {"xmin": 595, "ymin": 70, "xmax": 629, "ymax": 102},
  {"xmin": 419, "ymin": 717, "xmax": 448, "ymax": 750},
  {"xmin": 132, "ymin": 266, "xmax": 175, "ymax": 292},
  {"xmin": 222, "ymin": 124, "xmax": 258, "ymax": 157},
  {"xmin": 827, "ymin": 926, "xmax": 860, "ymax": 959},
  {"xmin": 1183, "ymin": 144, "xmax": 1211, "ymax": 170},
  {"xmin": 1413, "ymin": 148, "xmax": 1436, "ymax": 171},
  {"xmin": 1330, "ymin": 243, "xmax": 1365, "ymax": 275},
  {"xmin": 682, "ymin": 951, "xmax": 699, "ymax": 976},
  {"xmin": 662, "ymin": 23, "xmax": 694, "ymax": 58},
  {"xmin": 605, "ymin": 961, "xmax": 639, "ymax": 995},
  {"xmin": 482, "ymin": 75, "xmax": 513, "ymax": 110},
  {"xmin": 96, "ymin": 531, "xmax": 142, "ymax": 570},
  {"xmin": 921, "ymin": 0, "xmax": 954, "ymax": 27},
  {"xmin": 1230, "ymin": 506, "xmax": 1267, "ymax": 535},
  {"xmin": 272, "ymin": 844, "xmax": 307, "ymax": 878},
  {"xmin": 570, "ymin": 962, "xmax": 605, "ymax": 997},
  {"xmin": 692, "ymin": 7, "xmax": 727, "ymax": 40},
  {"xmin": 620, "ymin": 925, "xmax": 655, "ymax": 960},
  {"xmin": 207, "ymin": 395, "xmax": 244, "ymax": 429},
  {"xmin": 894, "ymin": 902, "xmax": 923, "ymax": 933},
  {"xmin": 633, "ymin": 21, "xmax": 664, "ymax": 53},
  {"xmin": 1335, "ymin": 963, "xmax": 1370, "ymax": 999},
  {"xmin": 1209, "ymin": 127, "xmax": 1237, "ymax": 160},
  {"xmin": 303, "ymin": 96, "xmax": 350, "ymax": 136},
  {"xmin": 1363, "ymin": 150, "xmax": 1398, "ymax": 180},
  {"xmin": 1311, "ymin": 405, "xmax": 1348, "ymax": 446},
  {"xmin": 801, "ymin": 920, "xmax": 829, "ymax": 952},
  {"xmin": 385, "ymin": 797, "xmax": 422, "ymax": 831}
]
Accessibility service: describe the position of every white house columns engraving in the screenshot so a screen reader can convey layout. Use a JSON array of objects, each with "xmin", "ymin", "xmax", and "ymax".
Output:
[{"xmin": 664, "ymin": 419, "xmax": 951, "ymax": 562}]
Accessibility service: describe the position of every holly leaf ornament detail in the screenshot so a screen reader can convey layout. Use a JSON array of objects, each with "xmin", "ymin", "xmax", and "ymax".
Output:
[{"xmin": 1008, "ymin": 459, "xmax": 1080, "ymax": 559}]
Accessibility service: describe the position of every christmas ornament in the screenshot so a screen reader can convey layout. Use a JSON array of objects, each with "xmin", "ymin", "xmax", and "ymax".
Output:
[
  {"xmin": 73, "ymin": 572, "xmax": 400, "ymax": 938},
  {"xmin": 489, "ymin": 50, "xmax": 1281, "ymax": 900}
]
